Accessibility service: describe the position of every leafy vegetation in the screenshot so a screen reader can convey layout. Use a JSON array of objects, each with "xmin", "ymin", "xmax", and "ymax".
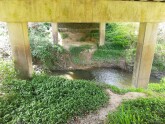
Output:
[
  {"xmin": 0, "ymin": 59, "xmax": 16, "ymax": 82},
  {"xmin": 93, "ymin": 23, "xmax": 138, "ymax": 62},
  {"xmin": 148, "ymin": 77, "xmax": 165, "ymax": 93},
  {"xmin": 107, "ymin": 97, "xmax": 165, "ymax": 124},
  {"xmin": 1, "ymin": 22, "xmax": 165, "ymax": 124},
  {"xmin": 69, "ymin": 45, "xmax": 91, "ymax": 64},
  {"xmin": 106, "ymin": 77, "xmax": 165, "ymax": 124},
  {"xmin": 78, "ymin": 37, "xmax": 86, "ymax": 42},
  {"xmin": 29, "ymin": 23, "xmax": 67, "ymax": 70},
  {"xmin": 152, "ymin": 44, "xmax": 165, "ymax": 72},
  {"xmin": 30, "ymin": 39, "xmax": 65, "ymax": 69},
  {"xmin": 93, "ymin": 23, "xmax": 165, "ymax": 75},
  {"xmin": 105, "ymin": 23, "xmax": 137, "ymax": 50},
  {"xmin": 87, "ymin": 30, "xmax": 99, "ymax": 40},
  {"xmin": 0, "ymin": 75, "xmax": 108, "ymax": 124},
  {"xmin": 60, "ymin": 33, "xmax": 69, "ymax": 39},
  {"xmin": 93, "ymin": 49, "xmax": 125, "ymax": 62}
]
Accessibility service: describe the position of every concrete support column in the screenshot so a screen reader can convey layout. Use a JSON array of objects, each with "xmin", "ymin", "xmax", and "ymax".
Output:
[
  {"xmin": 52, "ymin": 23, "xmax": 58, "ymax": 44},
  {"xmin": 99, "ymin": 23, "xmax": 106, "ymax": 46},
  {"xmin": 132, "ymin": 23, "xmax": 158, "ymax": 88},
  {"xmin": 7, "ymin": 23, "xmax": 33, "ymax": 79}
]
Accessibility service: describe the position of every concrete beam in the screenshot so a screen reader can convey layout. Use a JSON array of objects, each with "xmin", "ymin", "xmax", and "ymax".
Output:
[
  {"xmin": 132, "ymin": 22, "xmax": 158, "ymax": 88},
  {"xmin": 51, "ymin": 23, "xmax": 58, "ymax": 44},
  {"xmin": 7, "ymin": 23, "xmax": 33, "ymax": 79},
  {"xmin": 99, "ymin": 23, "xmax": 106, "ymax": 46},
  {"xmin": 0, "ymin": 1, "xmax": 165, "ymax": 22}
]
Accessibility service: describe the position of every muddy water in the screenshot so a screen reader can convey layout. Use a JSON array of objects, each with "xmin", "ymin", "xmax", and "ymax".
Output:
[{"xmin": 53, "ymin": 68, "xmax": 159, "ymax": 88}]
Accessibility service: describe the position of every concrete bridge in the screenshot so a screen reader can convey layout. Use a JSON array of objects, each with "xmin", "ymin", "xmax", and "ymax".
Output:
[{"xmin": 0, "ymin": 0, "xmax": 165, "ymax": 88}]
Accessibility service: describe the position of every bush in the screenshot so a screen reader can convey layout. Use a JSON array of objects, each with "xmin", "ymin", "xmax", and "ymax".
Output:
[
  {"xmin": 107, "ymin": 97, "xmax": 165, "ymax": 124},
  {"xmin": 69, "ymin": 45, "xmax": 91, "ymax": 64},
  {"xmin": 152, "ymin": 44, "xmax": 165, "ymax": 72},
  {"xmin": 61, "ymin": 33, "xmax": 69, "ymax": 39},
  {"xmin": 70, "ymin": 45, "xmax": 91, "ymax": 57},
  {"xmin": 30, "ymin": 39, "xmax": 65, "ymax": 69},
  {"xmin": 148, "ymin": 77, "xmax": 165, "ymax": 93},
  {"xmin": 93, "ymin": 23, "xmax": 138, "ymax": 62},
  {"xmin": 29, "ymin": 23, "xmax": 52, "ymax": 42},
  {"xmin": 29, "ymin": 23, "xmax": 66, "ymax": 69},
  {"xmin": 0, "ymin": 75, "xmax": 108, "ymax": 124},
  {"xmin": 93, "ymin": 49, "xmax": 125, "ymax": 62},
  {"xmin": 105, "ymin": 23, "xmax": 137, "ymax": 50},
  {"xmin": 0, "ymin": 60, "xmax": 16, "ymax": 82}
]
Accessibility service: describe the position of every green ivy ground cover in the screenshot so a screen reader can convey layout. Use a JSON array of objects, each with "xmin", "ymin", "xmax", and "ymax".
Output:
[{"xmin": 0, "ymin": 75, "xmax": 108, "ymax": 124}]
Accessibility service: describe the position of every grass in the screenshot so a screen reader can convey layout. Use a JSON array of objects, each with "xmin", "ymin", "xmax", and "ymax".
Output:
[
  {"xmin": 106, "ymin": 97, "xmax": 165, "ymax": 124},
  {"xmin": 148, "ymin": 78, "xmax": 165, "ymax": 93},
  {"xmin": 0, "ymin": 74, "xmax": 108, "ymax": 124},
  {"xmin": 0, "ymin": 59, "xmax": 16, "ymax": 81},
  {"xmin": 93, "ymin": 49, "xmax": 125, "ymax": 62},
  {"xmin": 106, "ymin": 77, "xmax": 165, "ymax": 124},
  {"xmin": 69, "ymin": 45, "xmax": 91, "ymax": 64},
  {"xmin": 61, "ymin": 33, "xmax": 69, "ymax": 39},
  {"xmin": 1, "ymin": 60, "xmax": 165, "ymax": 124}
]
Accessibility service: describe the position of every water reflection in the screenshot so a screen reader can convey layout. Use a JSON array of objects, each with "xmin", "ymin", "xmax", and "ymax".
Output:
[{"xmin": 53, "ymin": 68, "xmax": 159, "ymax": 88}]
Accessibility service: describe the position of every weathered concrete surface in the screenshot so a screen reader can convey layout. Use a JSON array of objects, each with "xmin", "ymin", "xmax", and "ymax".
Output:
[
  {"xmin": 99, "ymin": 23, "xmax": 106, "ymax": 46},
  {"xmin": 7, "ymin": 23, "xmax": 33, "ymax": 79},
  {"xmin": 52, "ymin": 23, "xmax": 58, "ymax": 44},
  {"xmin": 0, "ymin": 1, "xmax": 165, "ymax": 22},
  {"xmin": 132, "ymin": 23, "xmax": 158, "ymax": 88}
]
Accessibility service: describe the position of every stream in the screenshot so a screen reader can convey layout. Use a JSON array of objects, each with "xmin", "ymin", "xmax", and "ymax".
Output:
[{"xmin": 53, "ymin": 68, "xmax": 159, "ymax": 88}]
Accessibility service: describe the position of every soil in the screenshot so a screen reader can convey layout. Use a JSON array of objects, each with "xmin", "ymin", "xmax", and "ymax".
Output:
[
  {"xmin": 68, "ymin": 89, "xmax": 146, "ymax": 124},
  {"xmin": 59, "ymin": 32, "xmax": 97, "ymax": 50}
]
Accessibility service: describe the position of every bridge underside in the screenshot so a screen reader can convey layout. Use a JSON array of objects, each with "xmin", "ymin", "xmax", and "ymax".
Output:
[{"xmin": 1, "ymin": 0, "xmax": 165, "ymax": 88}]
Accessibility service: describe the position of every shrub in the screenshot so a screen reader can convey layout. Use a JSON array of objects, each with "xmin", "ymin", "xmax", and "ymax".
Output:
[
  {"xmin": 29, "ymin": 23, "xmax": 52, "ymax": 42},
  {"xmin": 152, "ymin": 44, "xmax": 165, "ymax": 72},
  {"xmin": 30, "ymin": 39, "xmax": 65, "ymax": 69},
  {"xmin": 87, "ymin": 30, "xmax": 99, "ymax": 40},
  {"xmin": 105, "ymin": 23, "xmax": 137, "ymax": 50},
  {"xmin": 0, "ymin": 59, "xmax": 16, "ymax": 82},
  {"xmin": 0, "ymin": 75, "xmax": 108, "ymax": 124},
  {"xmin": 29, "ymin": 23, "xmax": 66, "ymax": 69},
  {"xmin": 69, "ymin": 45, "xmax": 91, "ymax": 64},
  {"xmin": 61, "ymin": 33, "xmax": 69, "ymax": 39},
  {"xmin": 93, "ymin": 49, "xmax": 125, "ymax": 62},
  {"xmin": 93, "ymin": 23, "xmax": 138, "ymax": 62},
  {"xmin": 107, "ymin": 97, "xmax": 165, "ymax": 124},
  {"xmin": 79, "ymin": 37, "xmax": 86, "ymax": 42},
  {"xmin": 70, "ymin": 45, "xmax": 91, "ymax": 57},
  {"xmin": 148, "ymin": 77, "xmax": 165, "ymax": 93}
]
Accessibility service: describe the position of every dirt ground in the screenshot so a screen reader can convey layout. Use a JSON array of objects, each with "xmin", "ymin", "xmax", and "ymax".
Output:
[{"xmin": 68, "ymin": 89, "xmax": 146, "ymax": 124}]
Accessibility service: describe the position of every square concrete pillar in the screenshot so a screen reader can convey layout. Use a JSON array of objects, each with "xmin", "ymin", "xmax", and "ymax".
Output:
[
  {"xmin": 51, "ymin": 23, "xmax": 58, "ymax": 44},
  {"xmin": 132, "ymin": 23, "xmax": 158, "ymax": 88},
  {"xmin": 7, "ymin": 23, "xmax": 33, "ymax": 79},
  {"xmin": 99, "ymin": 23, "xmax": 106, "ymax": 46}
]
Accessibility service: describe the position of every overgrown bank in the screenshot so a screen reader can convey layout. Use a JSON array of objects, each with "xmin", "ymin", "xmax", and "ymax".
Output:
[
  {"xmin": 28, "ymin": 23, "xmax": 165, "ymax": 79},
  {"xmin": 0, "ymin": 60, "xmax": 108, "ymax": 123},
  {"xmin": 0, "ymin": 60, "xmax": 165, "ymax": 123}
]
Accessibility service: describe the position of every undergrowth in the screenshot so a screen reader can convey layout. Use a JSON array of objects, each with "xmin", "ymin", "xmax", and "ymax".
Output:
[
  {"xmin": 107, "ymin": 97, "xmax": 165, "ymax": 124},
  {"xmin": 0, "ymin": 59, "xmax": 16, "ymax": 82},
  {"xmin": 69, "ymin": 45, "xmax": 91, "ymax": 64},
  {"xmin": 0, "ymin": 75, "xmax": 108, "ymax": 124},
  {"xmin": 29, "ymin": 23, "xmax": 69, "ymax": 70},
  {"xmin": 93, "ymin": 23, "xmax": 137, "ymax": 62},
  {"xmin": 93, "ymin": 49, "xmax": 125, "ymax": 62},
  {"xmin": 106, "ymin": 77, "xmax": 165, "ymax": 124}
]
